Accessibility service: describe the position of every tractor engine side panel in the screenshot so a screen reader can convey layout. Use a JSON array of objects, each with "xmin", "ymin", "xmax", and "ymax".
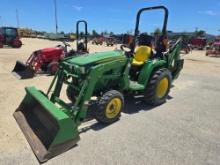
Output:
[
  {"xmin": 41, "ymin": 48, "xmax": 64, "ymax": 63},
  {"xmin": 93, "ymin": 62, "xmax": 127, "ymax": 94}
]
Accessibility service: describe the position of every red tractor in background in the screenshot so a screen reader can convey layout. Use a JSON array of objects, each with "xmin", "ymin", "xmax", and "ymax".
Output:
[
  {"xmin": 206, "ymin": 42, "xmax": 220, "ymax": 57},
  {"xmin": 0, "ymin": 27, "xmax": 22, "ymax": 48},
  {"xmin": 190, "ymin": 37, "xmax": 207, "ymax": 50},
  {"xmin": 12, "ymin": 20, "xmax": 88, "ymax": 79},
  {"xmin": 105, "ymin": 36, "xmax": 115, "ymax": 46},
  {"xmin": 91, "ymin": 36, "xmax": 104, "ymax": 45}
]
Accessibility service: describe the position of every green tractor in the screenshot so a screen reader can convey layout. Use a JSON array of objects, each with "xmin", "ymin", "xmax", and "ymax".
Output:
[{"xmin": 14, "ymin": 6, "xmax": 184, "ymax": 162}]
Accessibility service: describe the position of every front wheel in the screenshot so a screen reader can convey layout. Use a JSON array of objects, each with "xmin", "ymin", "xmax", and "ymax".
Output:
[
  {"xmin": 12, "ymin": 39, "xmax": 22, "ymax": 48},
  {"xmin": 94, "ymin": 90, "xmax": 124, "ymax": 124},
  {"xmin": 144, "ymin": 68, "xmax": 172, "ymax": 106},
  {"xmin": 47, "ymin": 62, "xmax": 59, "ymax": 75}
]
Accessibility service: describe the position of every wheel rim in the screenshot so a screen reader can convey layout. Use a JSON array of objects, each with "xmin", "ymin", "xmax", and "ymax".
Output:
[
  {"xmin": 105, "ymin": 98, "xmax": 122, "ymax": 119},
  {"xmin": 156, "ymin": 77, "xmax": 169, "ymax": 98}
]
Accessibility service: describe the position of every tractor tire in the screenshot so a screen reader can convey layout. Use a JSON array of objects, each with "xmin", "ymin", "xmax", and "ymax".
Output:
[
  {"xmin": 144, "ymin": 68, "xmax": 172, "ymax": 106},
  {"xmin": 94, "ymin": 90, "xmax": 124, "ymax": 124},
  {"xmin": 48, "ymin": 62, "xmax": 59, "ymax": 75},
  {"xmin": 12, "ymin": 39, "xmax": 22, "ymax": 48},
  {"xmin": 66, "ymin": 86, "xmax": 78, "ymax": 103}
]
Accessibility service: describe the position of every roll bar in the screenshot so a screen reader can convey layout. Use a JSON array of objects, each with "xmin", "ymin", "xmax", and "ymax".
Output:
[
  {"xmin": 76, "ymin": 20, "xmax": 88, "ymax": 51},
  {"xmin": 131, "ymin": 6, "xmax": 169, "ymax": 52}
]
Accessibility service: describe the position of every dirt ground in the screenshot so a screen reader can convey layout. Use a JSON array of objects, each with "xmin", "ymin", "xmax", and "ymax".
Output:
[{"xmin": 0, "ymin": 38, "xmax": 220, "ymax": 165}]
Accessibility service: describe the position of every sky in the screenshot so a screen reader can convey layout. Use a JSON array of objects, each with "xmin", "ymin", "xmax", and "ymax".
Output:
[{"xmin": 0, "ymin": 0, "xmax": 220, "ymax": 35}]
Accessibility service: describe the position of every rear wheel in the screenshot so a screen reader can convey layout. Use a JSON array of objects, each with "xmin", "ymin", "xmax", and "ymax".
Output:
[
  {"xmin": 12, "ymin": 39, "xmax": 22, "ymax": 48},
  {"xmin": 144, "ymin": 68, "xmax": 172, "ymax": 106},
  {"xmin": 94, "ymin": 90, "xmax": 124, "ymax": 124},
  {"xmin": 48, "ymin": 62, "xmax": 59, "ymax": 75}
]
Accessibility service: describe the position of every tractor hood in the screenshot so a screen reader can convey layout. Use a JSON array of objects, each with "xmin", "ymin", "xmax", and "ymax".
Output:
[
  {"xmin": 40, "ymin": 47, "xmax": 64, "ymax": 55},
  {"xmin": 64, "ymin": 50, "xmax": 126, "ymax": 66}
]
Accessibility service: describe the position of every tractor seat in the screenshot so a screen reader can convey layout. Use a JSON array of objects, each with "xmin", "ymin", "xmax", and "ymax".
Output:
[{"xmin": 132, "ymin": 46, "xmax": 152, "ymax": 66}]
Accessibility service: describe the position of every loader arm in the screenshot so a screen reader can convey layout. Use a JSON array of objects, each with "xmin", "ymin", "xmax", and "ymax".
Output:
[
  {"xmin": 48, "ymin": 58, "xmax": 128, "ymax": 124},
  {"xmin": 167, "ymin": 38, "xmax": 184, "ymax": 80}
]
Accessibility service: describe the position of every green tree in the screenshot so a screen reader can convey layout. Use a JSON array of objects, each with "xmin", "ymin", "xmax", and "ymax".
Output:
[
  {"xmin": 109, "ymin": 31, "xmax": 114, "ymax": 36},
  {"xmin": 126, "ymin": 29, "xmax": 133, "ymax": 35},
  {"xmin": 154, "ymin": 28, "xmax": 161, "ymax": 36},
  {"xmin": 103, "ymin": 30, "xmax": 108, "ymax": 35},
  {"xmin": 196, "ymin": 30, "xmax": 206, "ymax": 37},
  {"xmin": 92, "ymin": 30, "xmax": 98, "ymax": 37},
  {"xmin": 181, "ymin": 33, "xmax": 191, "ymax": 43}
]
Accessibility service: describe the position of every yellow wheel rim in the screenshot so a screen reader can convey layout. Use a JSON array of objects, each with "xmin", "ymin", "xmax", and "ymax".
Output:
[
  {"xmin": 156, "ymin": 77, "xmax": 169, "ymax": 98},
  {"xmin": 105, "ymin": 98, "xmax": 122, "ymax": 119}
]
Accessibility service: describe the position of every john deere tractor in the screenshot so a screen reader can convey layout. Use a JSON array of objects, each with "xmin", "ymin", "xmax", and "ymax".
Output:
[{"xmin": 14, "ymin": 6, "xmax": 184, "ymax": 162}]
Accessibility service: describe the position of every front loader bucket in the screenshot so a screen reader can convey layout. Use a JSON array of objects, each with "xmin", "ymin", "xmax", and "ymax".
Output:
[
  {"xmin": 12, "ymin": 61, "xmax": 35, "ymax": 79},
  {"xmin": 13, "ymin": 87, "xmax": 80, "ymax": 162}
]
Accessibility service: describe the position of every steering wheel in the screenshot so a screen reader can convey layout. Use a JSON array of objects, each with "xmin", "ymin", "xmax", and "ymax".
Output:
[
  {"xmin": 120, "ymin": 44, "xmax": 133, "ymax": 58},
  {"xmin": 62, "ymin": 41, "xmax": 71, "ymax": 47},
  {"xmin": 120, "ymin": 44, "xmax": 132, "ymax": 52}
]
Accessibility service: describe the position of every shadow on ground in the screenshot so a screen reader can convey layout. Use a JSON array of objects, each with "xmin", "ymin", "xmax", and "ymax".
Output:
[
  {"xmin": 79, "ymin": 95, "xmax": 173, "ymax": 134},
  {"xmin": 123, "ymin": 96, "xmax": 154, "ymax": 114}
]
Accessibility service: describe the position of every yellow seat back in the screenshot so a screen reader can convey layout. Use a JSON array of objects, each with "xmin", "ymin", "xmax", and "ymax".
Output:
[{"xmin": 132, "ymin": 46, "xmax": 152, "ymax": 66}]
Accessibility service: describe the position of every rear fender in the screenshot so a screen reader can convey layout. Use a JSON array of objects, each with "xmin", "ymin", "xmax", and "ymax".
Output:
[{"xmin": 138, "ymin": 60, "xmax": 166, "ymax": 87}]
